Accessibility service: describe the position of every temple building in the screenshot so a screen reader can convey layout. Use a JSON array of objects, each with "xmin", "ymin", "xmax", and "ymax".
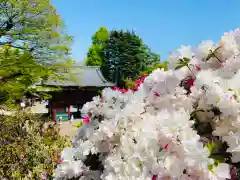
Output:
[{"xmin": 37, "ymin": 66, "xmax": 115, "ymax": 121}]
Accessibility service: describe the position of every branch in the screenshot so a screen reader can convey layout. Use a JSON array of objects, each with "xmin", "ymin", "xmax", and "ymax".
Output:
[
  {"xmin": 0, "ymin": 42, "xmax": 36, "ymax": 52},
  {"xmin": 0, "ymin": 72, "xmax": 24, "ymax": 83},
  {"xmin": 0, "ymin": 14, "xmax": 19, "ymax": 37}
]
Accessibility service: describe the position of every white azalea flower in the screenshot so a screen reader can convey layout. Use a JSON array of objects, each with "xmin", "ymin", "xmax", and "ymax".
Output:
[{"xmin": 53, "ymin": 28, "xmax": 240, "ymax": 180}]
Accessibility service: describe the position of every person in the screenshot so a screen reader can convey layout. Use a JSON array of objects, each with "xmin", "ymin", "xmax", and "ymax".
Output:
[
  {"xmin": 58, "ymin": 116, "xmax": 62, "ymax": 123},
  {"xmin": 69, "ymin": 114, "xmax": 74, "ymax": 123}
]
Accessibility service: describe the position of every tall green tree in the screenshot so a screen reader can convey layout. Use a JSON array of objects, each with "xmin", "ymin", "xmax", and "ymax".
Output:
[
  {"xmin": 0, "ymin": 0, "xmax": 74, "ymax": 106},
  {"xmin": 0, "ymin": 0, "xmax": 72, "ymax": 63},
  {"xmin": 101, "ymin": 30, "xmax": 159, "ymax": 84},
  {"xmin": 85, "ymin": 26, "xmax": 109, "ymax": 66}
]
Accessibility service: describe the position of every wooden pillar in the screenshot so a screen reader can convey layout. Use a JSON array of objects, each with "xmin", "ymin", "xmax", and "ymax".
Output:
[
  {"xmin": 67, "ymin": 105, "xmax": 71, "ymax": 120},
  {"xmin": 47, "ymin": 100, "xmax": 51, "ymax": 116},
  {"xmin": 52, "ymin": 107, "xmax": 56, "ymax": 121}
]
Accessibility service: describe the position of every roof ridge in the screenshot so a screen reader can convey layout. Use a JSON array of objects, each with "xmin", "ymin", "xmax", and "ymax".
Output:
[
  {"xmin": 34, "ymin": 65, "xmax": 116, "ymax": 87},
  {"xmin": 96, "ymin": 68, "xmax": 108, "ymax": 83}
]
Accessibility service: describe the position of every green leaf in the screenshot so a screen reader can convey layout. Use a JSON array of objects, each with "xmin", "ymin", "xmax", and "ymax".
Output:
[
  {"xmin": 182, "ymin": 57, "xmax": 190, "ymax": 64},
  {"xmin": 175, "ymin": 57, "xmax": 190, "ymax": 70},
  {"xmin": 205, "ymin": 140, "xmax": 216, "ymax": 153},
  {"xmin": 208, "ymin": 164, "xmax": 214, "ymax": 171},
  {"xmin": 175, "ymin": 63, "xmax": 186, "ymax": 70},
  {"xmin": 205, "ymin": 46, "xmax": 222, "ymax": 62},
  {"xmin": 73, "ymin": 122, "xmax": 84, "ymax": 128}
]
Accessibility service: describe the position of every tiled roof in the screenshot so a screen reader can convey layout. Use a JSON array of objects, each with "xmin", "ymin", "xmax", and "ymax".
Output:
[{"xmin": 41, "ymin": 66, "xmax": 115, "ymax": 87}]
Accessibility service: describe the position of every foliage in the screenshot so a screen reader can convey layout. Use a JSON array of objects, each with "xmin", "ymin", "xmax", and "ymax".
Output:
[
  {"xmin": 0, "ymin": 0, "xmax": 75, "ymax": 106},
  {"xmin": 54, "ymin": 28, "xmax": 240, "ymax": 179},
  {"xmin": 0, "ymin": 0, "xmax": 72, "ymax": 63},
  {"xmin": 123, "ymin": 61, "xmax": 168, "ymax": 88},
  {"xmin": 73, "ymin": 121, "xmax": 84, "ymax": 128},
  {"xmin": 0, "ymin": 46, "xmax": 56, "ymax": 107},
  {"xmin": 85, "ymin": 28, "xmax": 161, "ymax": 88},
  {"xmin": 123, "ymin": 77, "xmax": 137, "ymax": 89},
  {"xmin": 85, "ymin": 26, "xmax": 109, "ymax": 66},
  {"xmin": 142, "ymin": 60, "xmax": 168, "ymax": 75},
  {"xmin": 0, "ymin": 111, "xmax": 70, "ymax": 179},
  {"xmin": 101, "ymin": 30, "xmax": 159, "ymax": 84}
]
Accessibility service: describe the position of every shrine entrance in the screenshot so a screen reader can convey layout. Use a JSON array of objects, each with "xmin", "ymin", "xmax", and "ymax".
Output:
[{"xmin": 49, "ymin": 88, "xmax": 101, "ymax": 121}]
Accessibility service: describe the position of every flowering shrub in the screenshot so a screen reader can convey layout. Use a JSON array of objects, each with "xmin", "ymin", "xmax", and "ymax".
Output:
[
  {"xmin": 0, "ymin": 111, "xmax": 70, "ymax": 179},
  {"xmin": 54, "ymin": 28, "xmax": 240, "ymax": 180}
]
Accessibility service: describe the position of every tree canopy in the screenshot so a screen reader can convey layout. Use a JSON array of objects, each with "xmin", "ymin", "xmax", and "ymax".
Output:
[
  {"xmin": 85, "ymin": 26, "xmax": 109, "ymax": 66},
  {"xmin": 101, "ymin": 30, "xmax": 159, "ymax": 84},
  {"xmin": 0, "ymin": 0, "xmax": 72, "ymax": 63},
  {"xmin": 0, "ymin": 0, "xmax": 74, "ymax": 106}
]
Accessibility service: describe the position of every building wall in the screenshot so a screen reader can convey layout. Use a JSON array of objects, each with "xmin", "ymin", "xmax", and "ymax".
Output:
[
  {"xmin": 50, "ymin": 89, "xmax": 100, "ymax": 121},
  {"xmin": 51, "ymin": 90, "xmax": 98, "ymax": 105}
]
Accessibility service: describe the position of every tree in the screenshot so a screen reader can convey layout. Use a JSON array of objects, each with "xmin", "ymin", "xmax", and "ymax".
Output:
[
  {"xmin": 0, "ymin": 0, "xmax": 74, "ymax": 106},
  {"xmin": 0, "ymin": 0, "xmax": 72, "ymax": 63},
  {"xmin": 0, "ymin": 46, "xmax": 58, "ymax": 106},
  {"xmin": 101, "ymin": 30, "xmax": 159, "ymax": 84},
  {"xmin": 85, "ymin": 26, "xmax": 109, "ymax": 66}
]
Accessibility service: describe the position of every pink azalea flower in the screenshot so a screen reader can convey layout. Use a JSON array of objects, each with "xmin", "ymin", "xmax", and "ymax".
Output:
[
  {"xmin": 152, "ymin": 175, "xmax": 157, "ymax": 180},
  {"xmin": 135, "ymin": 79, "xmax": 142, "ymax": 85},
  {"xmin": 154, "ymin": 92, "xmax": 160, "ymax": 97},
  {"xmin": 57, "ymin": 157, "xmax": 62, "ymax": 164},
  {"xmin": 83, "ymin": 115, "xmax": 91, "ymax": 125},
  {"xmin": 186, "ymin": 77, "xmax": 195, "ymax": 87},
  {"xmin": 195, "ymin": 65, "xmax": 201, "ymax": 72}
]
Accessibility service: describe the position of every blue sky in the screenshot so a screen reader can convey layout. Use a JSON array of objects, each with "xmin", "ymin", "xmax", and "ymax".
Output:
[{"xmin": 51, "ymin": 0, "xmax": 240, "ymax": 62}]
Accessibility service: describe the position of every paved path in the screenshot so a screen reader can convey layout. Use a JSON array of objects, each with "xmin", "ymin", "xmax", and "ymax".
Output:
[{"xmin": 58, "ymin": 120, "xmax": 82, "ymax": 138}]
